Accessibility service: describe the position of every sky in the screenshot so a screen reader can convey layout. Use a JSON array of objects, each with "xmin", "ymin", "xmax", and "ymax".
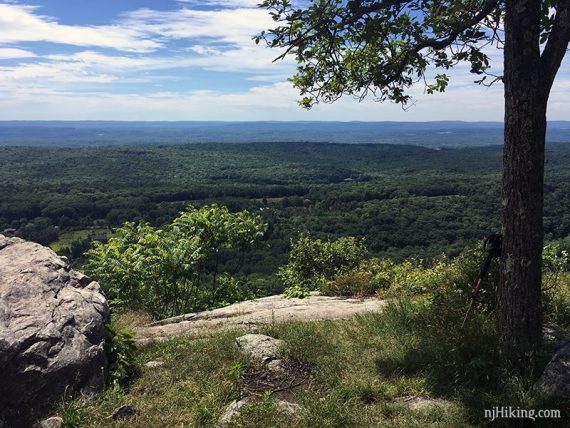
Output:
[{"xmin": 0, "ymin": 0, "xmax": 568, "ymax": 121}]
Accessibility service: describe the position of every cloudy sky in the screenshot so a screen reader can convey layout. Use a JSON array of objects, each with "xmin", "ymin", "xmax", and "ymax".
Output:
[{"xmin": 0, "ymin": 0, "xmax": 568, "ymax": 121}]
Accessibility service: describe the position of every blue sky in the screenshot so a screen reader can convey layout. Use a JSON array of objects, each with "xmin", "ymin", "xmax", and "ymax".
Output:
[{"xmin": 0, "ymin": 0, "xmax": 568, "ymax": 121}]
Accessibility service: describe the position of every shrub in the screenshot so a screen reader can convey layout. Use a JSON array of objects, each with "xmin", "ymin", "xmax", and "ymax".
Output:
[
  {"xmin": 278, "ymin": 233, "xmax": 367, "ymax": 295},
  {"xmin": 543, "ymin": 273, "xmax": 570, "ymax": 327},
  {"xmin": 321, "ymin": 269, "xmax": 376, "ymax": 297},
  {"xmin": 85, "ymin": 204, "xmax": 267, "ymax": 319}
]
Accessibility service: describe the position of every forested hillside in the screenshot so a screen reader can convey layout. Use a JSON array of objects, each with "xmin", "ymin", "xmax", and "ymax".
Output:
[{"xmin": 1, "ymin": 142, "xmax": 569, "ymax": 294}]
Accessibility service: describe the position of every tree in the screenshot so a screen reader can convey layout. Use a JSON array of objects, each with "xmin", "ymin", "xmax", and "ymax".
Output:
[{"xmin": 257, "ymin": 0, "xmax": 570, "ymax": 362}]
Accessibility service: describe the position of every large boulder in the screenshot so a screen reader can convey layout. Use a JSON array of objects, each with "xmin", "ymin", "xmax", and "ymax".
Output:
[
  {"xmin": 0, "ymin": 235, "xmax": 109, "ymax": 424},
  {"xmin": 534, "ymin": 340, "xmax": 570, "ymax": 403}
]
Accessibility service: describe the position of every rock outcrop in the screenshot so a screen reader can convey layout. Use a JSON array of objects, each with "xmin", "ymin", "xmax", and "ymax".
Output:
[
  {"xmin": 534, "ymin": 340, "xmax": 570, "ymax": 403},
  {"xmin": 136, "ymin": 293, "xmax": 385, "ymax": 344},
  {"xmin": 0, "ymin": 235, "xmax": 109, "ymax": 424}
]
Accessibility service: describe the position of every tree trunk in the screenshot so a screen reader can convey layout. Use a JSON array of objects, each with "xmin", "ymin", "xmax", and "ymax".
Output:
[{"xmin": 498, "ymin": 0, "xmax": 548, "ymax": 361}]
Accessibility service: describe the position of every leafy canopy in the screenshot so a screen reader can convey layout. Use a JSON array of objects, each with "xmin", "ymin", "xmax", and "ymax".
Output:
[{"xmin": 256, "ymin": 0, "xmax": 562, "ymax": 107}]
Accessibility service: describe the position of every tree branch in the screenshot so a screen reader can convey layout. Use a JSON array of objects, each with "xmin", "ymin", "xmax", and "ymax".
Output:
[
  {"xmin": 541, "ymin": 1, "xmax": 570, "ymax": 91},
  {"xmin": 374, "ymin": 0, "xmax": 500, "ymax": 86},
  {"xmin": 337, "ymin": 0, "xmax": 409, "ymax": 29},
  {"xmin": 412, "ymin": 0, "xmax": 500, "ymax": 51}
]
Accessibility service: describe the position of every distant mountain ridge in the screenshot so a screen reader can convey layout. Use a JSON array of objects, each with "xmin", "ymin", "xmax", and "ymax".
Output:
[{"xmin": 1, "ymin": 121, "xmax": 569, "ymax": 147}]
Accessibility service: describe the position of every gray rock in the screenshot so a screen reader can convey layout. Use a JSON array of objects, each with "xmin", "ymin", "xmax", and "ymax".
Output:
[
  {"xmin": 218, "ymin": 398, "xmax": 251, "ymax": 426},
  {"xmin": 217, "ymin": 397, "xmax": 301, "ymax": 426},
  {"xmin": 235, "ymin": 334, "xmax": 283, "ymax": 364},
  {"xmin": 534, "ymin": 340, "xmax": 570, "ymax": 402},
  {"xmin": 0, "ymin": 235, "xmax": 109, "ymax": 423},
  {"xmin": 145, "ymin": 359, "xmax": 164, "ymax": 368},
  {"xmin": 266, "ymin": 358, "xmax": 285, "ymax": 372},
  {"xmin": 109, "ymin": 404, "xmax": 136, "ymax": 420},
  {"xmin": 275, "ymin": 399, "xmax": 302, "ymax": 416},
  {"xmin": 40, "ymin": 416, "xmax": 63, "ymax": 428},
  {"xmin": 394, "ymin": 396, "xmax": 452, "ymax": 410}
]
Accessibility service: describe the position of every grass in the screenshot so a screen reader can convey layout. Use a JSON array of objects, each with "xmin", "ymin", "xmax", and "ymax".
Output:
[
  {"xmin": 49, "ymin": 284, "xmax": 569, "ymax": 427},
  {"xmin": 50, "ymin": 227, "xmax": 110, "ymax": 252},
  {"xmin": 111, "ymin": 310, "xmax": 153, "ymax": 331}
]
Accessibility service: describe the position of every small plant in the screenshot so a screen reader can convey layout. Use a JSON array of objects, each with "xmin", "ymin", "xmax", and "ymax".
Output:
[
  {"xmin": 105, "ymin": 324, "xmax": 139, "ymax": 389},
  {"xmin": 542, "ymin": 243, "xmax": 568, "ymax": 290},
  {"xmin": 57, "ymin": 398, "xmax": 87, "ymax": 428},
  {"xmin": 228, "ymin": 361, "xmax": 245, "ymax": 385},
  {"xmin": 543, "ymin": 245, "xmax": 570, "ymax": 326},
  {"xmin": 283, "ymin": 284, "xmax": 310, "ymax": 298}
]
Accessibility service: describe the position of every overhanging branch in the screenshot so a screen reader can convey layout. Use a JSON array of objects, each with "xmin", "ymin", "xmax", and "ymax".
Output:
[{"xmin": 541, "ymin": 1, "xmax": 570, "ymax": 91}]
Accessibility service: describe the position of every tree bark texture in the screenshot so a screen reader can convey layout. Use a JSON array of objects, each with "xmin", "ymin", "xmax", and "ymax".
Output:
[{"xmin": 499, "ymin": 0, "xmax": 549, "ymax": 360}]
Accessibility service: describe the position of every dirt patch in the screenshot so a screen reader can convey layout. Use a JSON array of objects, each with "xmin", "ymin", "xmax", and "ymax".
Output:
[{"xmin": 240, "ymin": 360, "xmax": 313, "ymax": 402}]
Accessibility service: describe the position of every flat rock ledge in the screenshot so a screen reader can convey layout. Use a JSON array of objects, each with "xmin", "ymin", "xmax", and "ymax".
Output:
[
  {"xmin": 0, "ymin": 235, "xmax": 109, "ymax": 424},
  {"xmin": 135, "ymin": 293, "xmax": 385, "ymax": 345}
]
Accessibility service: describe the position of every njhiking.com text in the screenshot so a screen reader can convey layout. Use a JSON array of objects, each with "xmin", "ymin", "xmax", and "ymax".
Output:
[{"xmin": 484, "ymin": 406, "xmax": 561, "ymax": 422}]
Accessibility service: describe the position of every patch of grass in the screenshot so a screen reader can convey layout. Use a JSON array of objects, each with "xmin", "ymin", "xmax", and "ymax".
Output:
[
  {"xmin": 54, "ymin": 332, "xmax": 243, "ymax": 427},
  {"xmin": 56, "ymin": 393, "xmax": 94, "ymax": 428},
  {"xmin": 112, "ymin": 309, "xmax": 153, "ymax": 331},
  {"xmin": 230, "ymin": 394, "xmax": 292, "ymax": 428},
  {"xmin": 51, "ymin": 283, "xmax": 568, "ymax": 427},
  {"xmin": 50, "ymin": 228, "xmax": 110, "ymax": 253}
]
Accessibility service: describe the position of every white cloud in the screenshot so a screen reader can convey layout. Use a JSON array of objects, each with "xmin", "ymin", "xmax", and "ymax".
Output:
[
  {"xmin": 0, "ymin": 47, "xmax": 36, "ymax": 59},
  {"xmin": 0, "ymin": 48, "xmax": 289, "ymax": 91},
  {"xmin": 176, "ymin": 0, "xmax": 261, "ymax": 7},
  {"xmin": 0, "ymin": 4, "xmax": 160, "ymax": 52},
  {"xmin": 2, "ymin": 64, "xmax": 570, "ymax": 121},
  {"xmin": 0, "ymin": 59, "xmax": 118, "ymax": 84},
  {"xmin": 3, "ymin": 70, "xmax": 570, "ymax": 121},
  {"xmin": 0, "ymin": 2, "xmax": 292, "ymax": 84},
  {"xmin": 0, "ymin": 80, "xmax": 501, "ymax": 121},
  {"xmin": 0, "ymin": 1, "xmax": 568, "ymax": 121},
  {"xmin": 122, "ymin": 7, "xmax": 269, "ymax": 39}
]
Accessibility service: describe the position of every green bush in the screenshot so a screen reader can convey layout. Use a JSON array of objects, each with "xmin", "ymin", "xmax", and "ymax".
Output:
[
  {"xmin": 278, "ymin": 233, "xmax": 367, "ymax": 295},
  {"xmin": 321, "ymin": 269, "xmax": 376, "ymax": 297},
  {"xmin": 86, "ymin": 204, "xmax": 267, "ymax": 319},
  {"xmin": 277, "ymin": 233, "xmax": 502, "ymax": 300}
]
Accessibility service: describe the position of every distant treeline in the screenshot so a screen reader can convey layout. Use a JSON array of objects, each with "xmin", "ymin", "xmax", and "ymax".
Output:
[{"xmin": 1, "ymin": 121, "xmax": 570, "ymax": 147}]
